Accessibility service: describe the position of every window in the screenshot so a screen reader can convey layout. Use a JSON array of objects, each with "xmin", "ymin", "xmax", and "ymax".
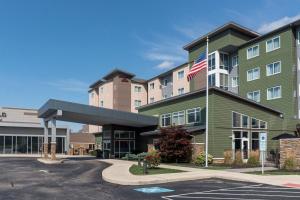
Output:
[
  {"xmin": 247, "ymin": 45, "xmax": 259, "ymax": 59},
  {"xmin": 208, "ymin": 53, "xmax": 216, "ymax": 71},
  {"xmin": 161, "ymin": 113, "xmax": 171, "ymax": 127},
  {"xmin": 134, "ymin": 100, "xmax": 141, "ymax": 107},
  {"xmin": 220, "ymin": 73, "xmax": 228, "ymax": 90},
  {"xmin": 298, "ymin": 31, "xmax": 300, "ymax": 44},
  {"xmin": 247, "ymin": 67, "xmax": 260, "ymax": 81},
  {"xmin": 232, "ymin": 55, "xmax": 238, "ymax": 67},
  {"xmin": 266, "ymin": 36, "xmax": 280, "ymax": 52},
  {"xmin": 247, "ymin": 90, "xmax": 260, "ymax": 102},
  {"xmin": 134, "ymin": 86, "xmax": 142, "ymax": 93},
  {"xmin": 100, "ymin": 100, "xmax": 104, "ymax": 107},
  {"xmin": 208, "ymin": 74, "xmax": 216, "ymax": 86},
  {"xmin": 251, "ymin": 132, "xmax": 259, "ymax": 151},
  {"xmin": 251, "ymin": 118, "xmax": 259, "ymax": 129},
  {"xmin": 232, "ymin": 112, "xmax": 241, "ymax": 128},
  {"xmin": 178, "ymin": 70, "xmax": 184, "ymax": 79},
  {"xmin": 163, "ymin": 79, "xmax": 168, "ymax": 86},
  {"xmin": 100, "ymin": 87, "xmax": 104, "ymax": 93},
  {"xmin": 231, "ymin": 77, "xmax": 239, "ymax": 87},
  {"xmin": 266, "ymin": 61, "xmax": 281, "ymax": 76},
  {"xmin": 91, "ymin": 92, "xmax": 94, "ymax": 99},
  {"xmin": 178, "ymin": 88, "xmax": 184, "ymax": 95},
  {"xmin": 242, "ymin": 115, "xmax": 249, "ymax": 128},
  {"xmin": 150, "ymin": 83, "xmax": 155, "ymax": 89},
  {"xmin": 150, "ymin": 97, "xmax": 154, "ymax": 103},
  {"xmin": 172, "ymin": 111, "xmax": 185, "ymax": 125},
  {"xmin": 163, "ymin": 94, "xmax": 168, "ymax": 99},
  {"xmin": 267, "ymin": 86, "xmax": 282, "ymax": 100},
  {"xmin": 219, "ymin": 53, "xmax": 229, "ymax": 70},
  {"xmin": 260, "ymin": 121, "xmax": 267, "ymax": 129},
  {"xmin": 186, "ymin": 108, "xmax": 201, "ymax": 124}
]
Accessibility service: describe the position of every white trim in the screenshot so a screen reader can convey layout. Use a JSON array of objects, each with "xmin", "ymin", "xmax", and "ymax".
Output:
[
  {"xmin": 247, "ymin": 90, "xmax": 261, "ymax": 102},
  {"xmin": 231, "ymin": 76, "xmax": 239, "ymax": 87},
  {"xmin": 177, "ymin": 70, "xmax": 184, "ymax": 80},
  {"xmin": 267, "ymin": 85, "xmax": 282, "ymax": 100},
  {"xmin": 172, "ymin": 110, "xmax": 185, "ymax": 126},
  {"xmin": 232, "ymin": 55, "xmax": 238, "ymax": 67},
  {"xmin": 247, "ymin": 67, "xmax": 260, "ymax": 82},
  {"xmin": 186, "ymin": 107, "xmax": 201, "ymax": 125},
  {"xmin": 266, "ymin": 61, "xmax": 281, "ymax": 76},
  {"xmin": 247, "ymin": 44, "xmax": 259, "ymax": 60},
  {"xmin": 161, "ymin": 113, "xmax": 172, "ymax": 127},
  {"xmin": 266, "ymin": 36, "xmax": 280, "ymax": 53}
]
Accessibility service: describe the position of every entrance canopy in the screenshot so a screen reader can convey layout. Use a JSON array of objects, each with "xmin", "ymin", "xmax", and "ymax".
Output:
[{"xmin": 38, "ymin": 99, "xmax": 158, "ymax": 127}]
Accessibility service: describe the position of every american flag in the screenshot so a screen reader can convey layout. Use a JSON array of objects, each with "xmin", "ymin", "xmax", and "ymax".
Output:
[{"xmin": 187, "ymin": 51, "xmax": 207, "ymax": 81}]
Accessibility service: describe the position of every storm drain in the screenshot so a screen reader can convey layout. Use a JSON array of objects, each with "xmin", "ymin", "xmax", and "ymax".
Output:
[{"xmin": 134, "ymin": 187, "xmax": 174, "ymax": 194}]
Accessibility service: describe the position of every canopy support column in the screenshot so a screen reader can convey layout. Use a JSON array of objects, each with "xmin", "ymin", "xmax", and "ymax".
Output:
[
  {"xmin": 50, "ymin": 118, "xmax": 57, "ymax": 160},
  {"xmin": 43, "ymin": 120, "xmax": 49, "ymax": 158}
]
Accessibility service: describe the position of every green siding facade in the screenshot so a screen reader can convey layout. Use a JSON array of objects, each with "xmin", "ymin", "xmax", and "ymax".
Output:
[
  {"xmin": 238, "ymin": 28, "xmax": 297, "ymax": 126},
  {"xmin": 139, "ymin": 89, "xmax": 283, "ymax": 158}
]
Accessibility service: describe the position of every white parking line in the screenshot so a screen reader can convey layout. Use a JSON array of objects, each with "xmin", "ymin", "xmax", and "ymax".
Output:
[{"xmin": 162, "ymin": 184, "xmax": 300, "ymax": 200}]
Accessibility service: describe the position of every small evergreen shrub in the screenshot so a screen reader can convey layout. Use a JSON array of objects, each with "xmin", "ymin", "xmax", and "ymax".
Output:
[
  {"xmin": 145, "ymin": 150, "xmax": 161, "ymax": 168},
  {"xmin": 194, "ymin": 152, "xmax": 213, "ymax": 166},
  {"xmin": 284, "ymin": 156, "xmax": 297, "ymax": 171},
  {"xmin": 247, "ymin": 151, "xmax": 260, "ymax": 167},
  {"xmin": 232, "ymin": 151, "xmax": 244, "ymax": 167},
  {"xmin": 223, "ymin": 150, "xmax": 233, "ymax": 165},
  {"xmin": 121, "ymin": 153, "xmax": 138, "ymax": 160}
]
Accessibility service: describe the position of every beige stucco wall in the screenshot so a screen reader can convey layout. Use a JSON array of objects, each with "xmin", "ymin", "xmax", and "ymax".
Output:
[
  {"xmin": 88, "ymin": 89, "xmax": 99, "ymax": 107},
  {"xmin": 131, "ymin": 83, "xmax": 147, "ymax": 113},
  {"xmin": 99, "ymin": 81, "xmax": 114, "ymax": 109},
  {"xmin": 172, "ymin": 64, "xmax": 190, "ymax": 96},
  {"xmin": 0, "ymin": 107, "xmax": 40, "ymax": 124},
  {"xmin": 147, "ymin": 78, "xmax": 162, "ymax": 103}
]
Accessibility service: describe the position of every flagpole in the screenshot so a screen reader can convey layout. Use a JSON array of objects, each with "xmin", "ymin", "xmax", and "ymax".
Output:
[{"xmin": 205, "ymin": 36, "xmax": 209, "ymax": 168}]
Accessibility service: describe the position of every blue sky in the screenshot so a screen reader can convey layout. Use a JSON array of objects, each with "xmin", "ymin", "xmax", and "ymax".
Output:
[{"xmin": 0, "ymin": 0, "xmax": 299, "ymax": 131}]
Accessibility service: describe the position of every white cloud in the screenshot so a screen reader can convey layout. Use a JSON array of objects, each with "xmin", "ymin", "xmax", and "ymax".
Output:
[
  {"xmin": 257, "ymin": 14, "xmax": 300, "ymax": 33},
  {"xmin": 156, "ymin": 60, "xmax": 175, "ymax": 69},
  {"xmin": 46, "ymin": 79, "xmax": 88, "ymax": 93}
]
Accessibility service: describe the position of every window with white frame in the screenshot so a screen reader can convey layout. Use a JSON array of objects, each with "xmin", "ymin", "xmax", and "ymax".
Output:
[
  {"xmin": 266, "ymin": 61, "xmax": 281, "ymax": 76},
  {"xmin": 267, "ymin": 86, "xmax": 281, "ymax": 100},
  {"xmin": 220, "ymin": 73, "xmax": 228, "ymax": 90},
  {"xmin": 150, "ymin": 97, "xmax": 154, "ymax": 103},
  {"xmin": 233, "ymin": 111, "xmax": 267, "ymax": 129},
  {"xmin": 178, "ymin": 70, "xmax": 184, "ymax": 79},
  {"xmin": 208, "ymin": 53, "xmax": 216, "ymax": 71},
  {"xmin": 163, "ymin": 79, "xmax": 168, "ymax": 86},
  {"xmin": 172, "ymin": 111, "xmax": 185, "ymax": 125},
  {"xmin": 100, "ymin": 100, "xmax": 104, "ymax": 107},
  {"xmin": 91, "ymin": 92, "xmax": 94, "ymax": 99},
  {"xmin": 247, "ymin": 90, "xmax": 260, "ymax": 102},
  {"xmin": 266, "ymin": 36, "xmax": 280, "ymax": 52},
  {"xmin": 134, "ymin": 86, "xmax": 142, "ymax": 93},
  {"xmin": 247, "ymin": 45, "xmax": 259, "ymax": 59},
  {"xmin": 232, "ymin": 55, "xmax": 238, "ymax": 67},
  {"xmin": 161, "ymin": 113, "xmax": 171, "ymax": 127},
  {"xmin": 134, "ymin": 100, "xmax": 141, "ymax": 107},
  {"xmin": 247, "ymin": 67, "xmax": 260, "ymax": 81},
  {"xmin": 100, "ymin": 87, "xmax": 104, "ymax": 93},
  {"xmin": 208, "ymin": 74, "xmax": 216, "ymax": 86},
  {"xmin": 232, "ymin": 112, "xmax": 241, "ymax": 128},
  {"xmin": 220, "ymin": 53, "xmax": 229, "ymax": 70},
  {"xmin": 231, "ymin": 77, "xmax": 239, "ymax": 87},
  {"xmin": 178, "ymin": 88, "xmax": 184, "ymax": 95},
  {"xmin": 186, "ymin": 108, "xmax": 201, "ymax": 124},
  {"xmin": 150, "ymin": 83, "xmax": 154, "ymax": 89}
]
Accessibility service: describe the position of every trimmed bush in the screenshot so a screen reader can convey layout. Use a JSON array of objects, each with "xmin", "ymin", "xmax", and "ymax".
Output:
[
  {"xmin": 121, "ymin": 153, "xmax": 138, "ymax": 160},
  {"xmin": 284, "ymin": 156, "xmax": 297, "ymax": 171},
  {"xmin": 193, "ymin": 152, "xmax": 213, "ymax": 166},
  {"xmin": 232, "ymin": 151, "xmax": 244, "ymax": 167},
  {"xmin": 247, "ymin": 151, "xmax": 260, "ymax": 167},
  {"xmin": 145, "ymin": 150, "xmax": 161, "ymax": 168},
  {"xmin": 223, "ymin": 150, "xmax": 233, "ymax": 165}
]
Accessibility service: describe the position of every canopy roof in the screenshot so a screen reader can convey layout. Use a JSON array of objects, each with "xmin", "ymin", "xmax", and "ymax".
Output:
[{"xmin": 38, "ymin": 99, "xmax": 158, "ymax": 128}]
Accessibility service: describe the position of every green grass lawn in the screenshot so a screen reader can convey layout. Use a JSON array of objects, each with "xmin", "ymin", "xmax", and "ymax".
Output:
[
  {"xmin": 246, "ymin": 170, "xmax": 300, "ymax": 175},
  {"xmin": 166, "ymin": 163, "xmax": 231, "ymax": 170},
  {"xmin": 129, "ymin": 164, "xmax": 185, "ymax": 175}
]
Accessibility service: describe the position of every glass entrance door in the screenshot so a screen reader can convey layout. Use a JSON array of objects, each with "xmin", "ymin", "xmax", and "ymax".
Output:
[{"xmin": 233, "ymin": 131, "xmax": 249, "ymax": 161}]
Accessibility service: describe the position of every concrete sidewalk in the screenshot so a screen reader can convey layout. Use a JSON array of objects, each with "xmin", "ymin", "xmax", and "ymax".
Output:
[{"xmin": 101, "ymin": 159, "xmax": 300, "ymax": 187}]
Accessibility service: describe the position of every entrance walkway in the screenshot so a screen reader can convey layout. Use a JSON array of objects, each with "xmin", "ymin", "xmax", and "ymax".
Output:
[{"xmin": 101, "ymin": 159, "xmax": 300, "ymax": 187}]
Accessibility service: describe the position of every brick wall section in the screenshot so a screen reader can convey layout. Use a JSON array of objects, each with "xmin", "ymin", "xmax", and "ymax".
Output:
[
  {"xmin": 280, "ymin": 138, "xmax": 300, "ymax": 169},
  {"xmin": 191, "ymin": 143, "xmax": 204, "ymax": 161}
]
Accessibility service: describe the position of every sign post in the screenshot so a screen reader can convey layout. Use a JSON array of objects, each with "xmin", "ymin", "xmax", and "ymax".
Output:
[{"xmin": 259, "ymin": 132, "xmax": 267, "ymax": 175}]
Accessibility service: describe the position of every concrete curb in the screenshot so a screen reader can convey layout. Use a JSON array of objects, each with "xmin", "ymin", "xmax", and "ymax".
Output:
[
  {"xmin": 100, "ymin": 159, "xmax": 300, "ymax": 187},
  {"xmin": 37, "ymin": 158, "xmax": 64, "ymax": 164}
]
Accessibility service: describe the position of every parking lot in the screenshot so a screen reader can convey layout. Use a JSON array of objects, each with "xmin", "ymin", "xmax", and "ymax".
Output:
[{"xmin": 0, "ymin": 157, "xmax": 299, "ymax": 200}]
